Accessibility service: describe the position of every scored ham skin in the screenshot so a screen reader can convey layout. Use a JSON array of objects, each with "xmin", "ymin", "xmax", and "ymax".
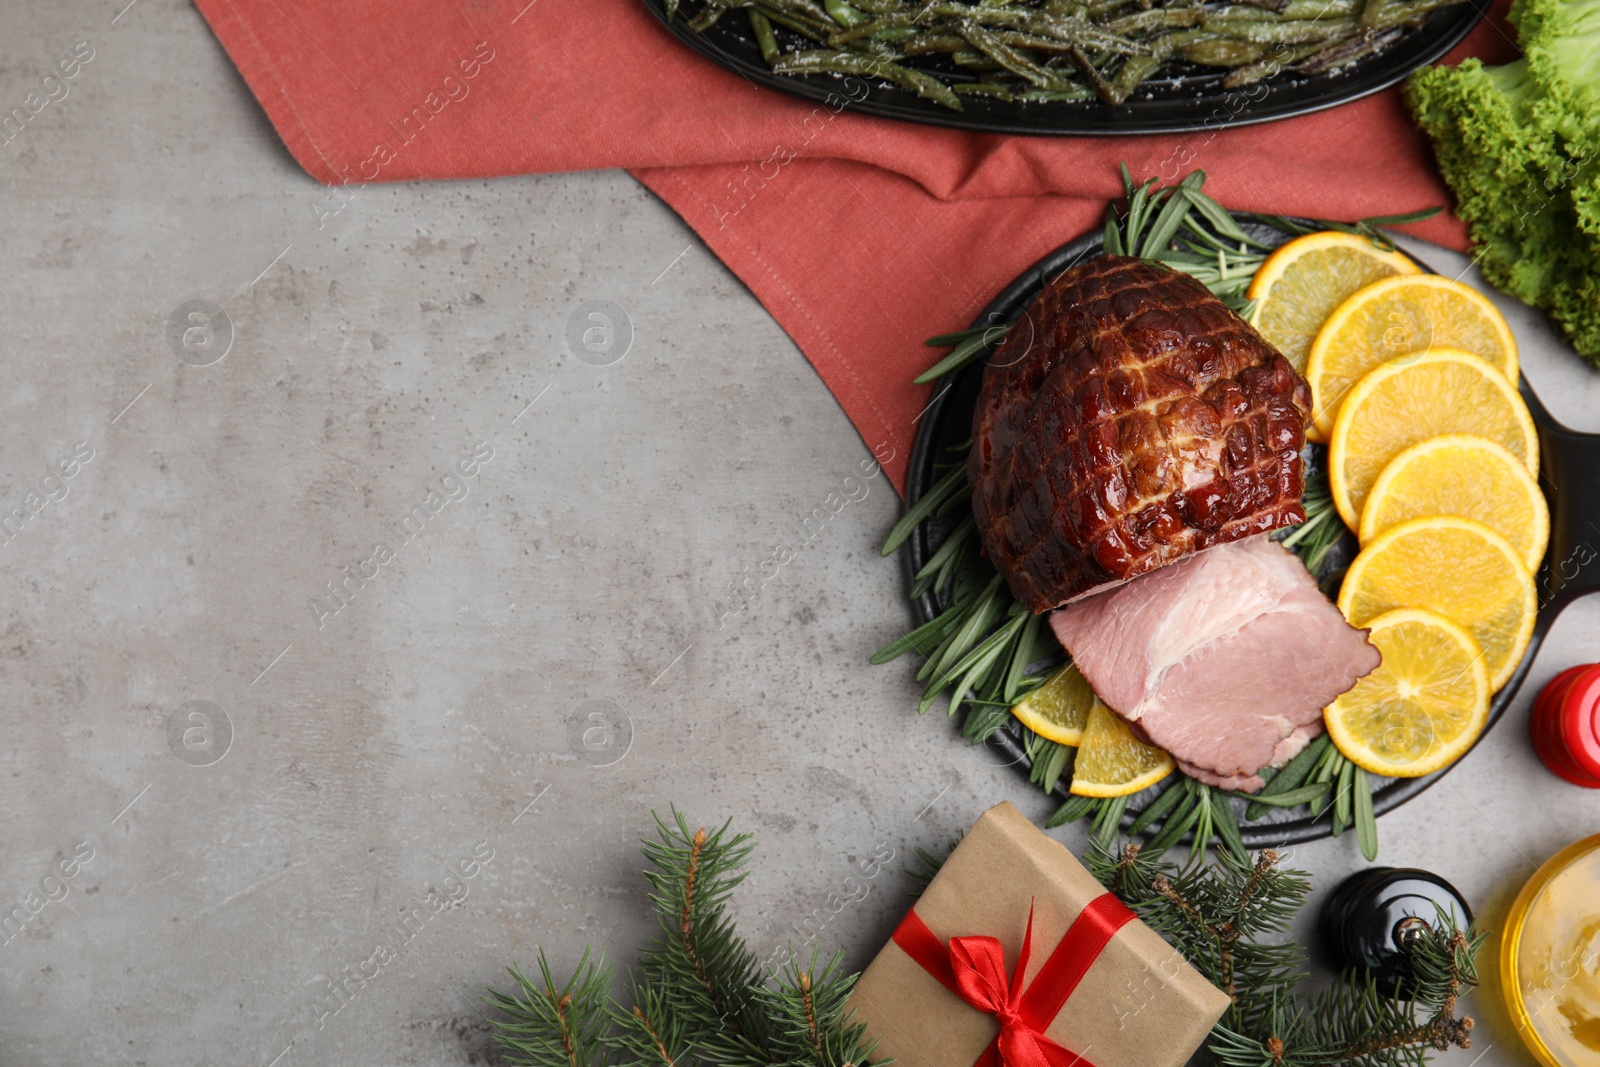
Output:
[
  {"xmin": 970, "ymin": 255, "xmax": 1312, "ymax": 613},
  {"xmin": 1048, "ymin": 537, "xmax": 1379, "ymax": 793}
]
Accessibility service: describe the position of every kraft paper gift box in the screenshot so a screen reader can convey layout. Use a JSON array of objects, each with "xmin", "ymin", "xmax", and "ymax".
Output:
[{"xmin": 849, "ymin": 802, "xmax": 1230, "ymax": 1067}]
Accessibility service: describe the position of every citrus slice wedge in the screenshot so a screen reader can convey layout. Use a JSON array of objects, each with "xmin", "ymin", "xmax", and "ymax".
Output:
[
  {"xmin": 1247, "ymin": 230, "xmax": 1420, "ymax": 375},
  {"xmin": 1359, "ymin": 433, "xmax": 1550, "ymax": 572},
  {"xmin": 1069, "ymin": 701, "xmax": 1175, "ymax": 798},
  {"xmin": 1327, "ymin": 348, "xmax": 1537, "ymax": 530},
  {"xmin": 1304, "ymin": 274, "xmax": 1519, "ymax": 441},
  {"xmin": 1338, "ymin": 516, "xmax": 1536, "ymax": 690},
  {"xmin": 1011, "ymin": 663, "xmax": 1095, "ymax": 746},
  {"xmin": 1323, "ymin": 608, "xmax": 1490, "ymax": 777}
]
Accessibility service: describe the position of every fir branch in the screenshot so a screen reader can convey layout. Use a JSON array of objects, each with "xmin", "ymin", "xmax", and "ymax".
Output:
[
  {"xmin": 1094, "ymin": 840, "xmax": 1312, "ymax": 1038},
  {"xmin": 486, "ymin": 948, "xmax": 614, "ymax": 1067},
  {"xmin": 1153, "ymin": 872, "xmax": 1211, "ymax": 937},
  {"xmin": 905, "ymin": 839, "xmax": 960, "ymax": 897},
  {"xmin": 1408, "ymin": 917, "xmax": 1482, "ymax": 1014},
  {"xmin": 800, "ymin": 971, "xmax": 822, "ymax": 1061},
  {"xmin": 1112, "ymin": 841, "xmax": 1143, "ymax": 884},
  {"xmin": 1091, "ymin": 840, "xmax": 1482, "ymax": 1067},
  {"xmin": 490, "ymin": 809, "xmax": 876, "ymax": 1067},
  {"xmin": 1303, "ymin": 921, "xmax": 1483, "ymax": 1067},
  {"xmin": 608, "ymin": 981, "xmax": 693, "ymax": 1067},
  {"xmin": 756, "ymin": 948, "xmax": 878, "ymax": 1067},
  {"xmin": 639, "ymin": 811, "xmax": 776, "ymax": 1067},
  {"xmin": 679, "ymin": 830, "xmax": 716, "ymax": 1008},
  {"xmin": 629, "ymin": 1006, "xmax": 678, "ymax": 1067},
  {"xmin": 631, "ymin": 1007, "xmax": 677, "ymax": 1066}
]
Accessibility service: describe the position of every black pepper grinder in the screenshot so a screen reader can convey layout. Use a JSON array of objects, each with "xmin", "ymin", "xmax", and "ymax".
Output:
[{"xmin": 1319, "ymin": 867, "xmax": 1473, "ymax": 998}]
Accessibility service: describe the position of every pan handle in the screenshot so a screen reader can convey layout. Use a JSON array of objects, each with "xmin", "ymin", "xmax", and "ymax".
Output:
[{"xmin": 1523, "ymin": 380, "xmax": 1600, "ymax": 619}]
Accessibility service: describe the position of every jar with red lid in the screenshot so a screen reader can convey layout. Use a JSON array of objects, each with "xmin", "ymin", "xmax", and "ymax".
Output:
[{"xmin": 1530, "ymin": 663, "xmax": 1600, "ymax": 788}]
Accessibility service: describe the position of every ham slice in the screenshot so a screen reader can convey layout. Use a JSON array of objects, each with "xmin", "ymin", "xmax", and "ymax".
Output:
[
  {"xmin": 1176, "ymin": 724, "xmax": 1322, "ymax": 792},
  {"xmin": 1048, "ymin": 537, "xmax": 1379, "ymax": 792}
]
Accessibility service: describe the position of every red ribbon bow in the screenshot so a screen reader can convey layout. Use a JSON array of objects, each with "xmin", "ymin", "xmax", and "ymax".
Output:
[{"xmin": 892, "ymin": 893, "xmax": 1136, "ymax": 1067}]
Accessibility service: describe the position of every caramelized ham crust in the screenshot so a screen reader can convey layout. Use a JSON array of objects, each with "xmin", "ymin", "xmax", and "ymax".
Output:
[{"xmin": 969, "ymin": 256, "xmax": 1312, "ymax": 612}]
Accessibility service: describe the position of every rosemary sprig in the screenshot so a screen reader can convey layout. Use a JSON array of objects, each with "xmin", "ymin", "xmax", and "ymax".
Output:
[
  {"xmin": 1244, "ymin": 733, "xmax": 1330, "ymax": 818},
  {"xmin": 1025, "ymin": 727, "xmax": 1075, "ymax": 794},
  {"xmin": 1308, "ymin": 739, "xmax": 1344, "ymax": 818},
  {"xmin": 1278, "ymin": 469, "xmax": 1342, "ymax": 574},
  {"xmin": 1255, "ymin": 206, "xmax": 1443, "ymax": 253},
  {"xmin": 1354, "ymin": 767, "xmax": 1379, "ymax": 861},
  {"xmin": 881, "ymin": 460, "xmax": 969, "ymax": 557}
]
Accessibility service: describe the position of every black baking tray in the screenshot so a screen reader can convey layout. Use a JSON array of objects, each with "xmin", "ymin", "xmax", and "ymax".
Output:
[
  {"xmin": 643, "ymin": 0, "xmax": 1490, "ymax": 136},
  {"xmin": 903, "ymin": 219, "xmax": 1600, "ymax": 846}
]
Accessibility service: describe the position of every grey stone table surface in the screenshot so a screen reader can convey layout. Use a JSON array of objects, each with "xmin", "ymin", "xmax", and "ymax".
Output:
[{"xmin": 3, "ymin": 3, "xmax": 1599, "ymax": 1066}]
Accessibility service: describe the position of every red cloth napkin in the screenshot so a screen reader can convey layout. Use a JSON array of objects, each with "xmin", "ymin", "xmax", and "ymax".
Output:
[{"xmin": 192, "ymin": 0, "xmax": 1516, "ymax": 491}]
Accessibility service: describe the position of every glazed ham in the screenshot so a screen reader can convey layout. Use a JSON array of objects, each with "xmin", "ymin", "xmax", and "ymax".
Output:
[
  {"xmin": 970, "ymin": 256, "xmax": 1311, "ymax": 613},
  {"xmin": 1049, "ymin": 537, "xmax": 1380, "ymax": 792}
]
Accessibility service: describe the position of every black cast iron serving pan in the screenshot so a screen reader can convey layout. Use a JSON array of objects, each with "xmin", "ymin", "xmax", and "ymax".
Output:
[
  {"xmin": 642, "ymin": 0, "xmax": 1489, "ymax": 136},
  {"xmin": 902, "ymin": 218, "xmax": 1600, "ymax": 847}
]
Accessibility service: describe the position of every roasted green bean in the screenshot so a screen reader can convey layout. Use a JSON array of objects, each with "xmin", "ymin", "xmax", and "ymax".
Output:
[
  {"xmin": 1107, "ymin": 7, "xmax": 1207, "ymax": 33},
  {"xmin": 1220, "ymin": 39, "xmax": 1324, "ymax": 85},
  {"xmin": 961, "ymin": 23, "xmax": 1080, "ymax": 88},
  {"xmin": 771, "ymin": 49, "xmax": 965, "ymax": 107},
  {"xmin": 1297, "ymin": 24, "xmax": 1403, "ymax": 70},
  {"xmin": 665, "ymin": 0, "xmax": 1470, "ymax": 111},
  {"xmin": 1204, "ymin": 15, "xmax": 1356, "ymax": 41},
  {"xmin": 1181, "ymin": 35, "xmax": 1264, "ymax": 65},
  {"xmin": 952, "ymin": 80, "xmax": 1020, "ymax": 99}
]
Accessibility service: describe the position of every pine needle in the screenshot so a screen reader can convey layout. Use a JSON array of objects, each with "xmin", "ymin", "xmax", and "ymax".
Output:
[
  {"xmin": 487, "ymin": 808, "xmax": 877, "ymax": 1067},
  {"xmin": 1088, "ymin": 841, "xmax": 1482, "ymax": 1066}
]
